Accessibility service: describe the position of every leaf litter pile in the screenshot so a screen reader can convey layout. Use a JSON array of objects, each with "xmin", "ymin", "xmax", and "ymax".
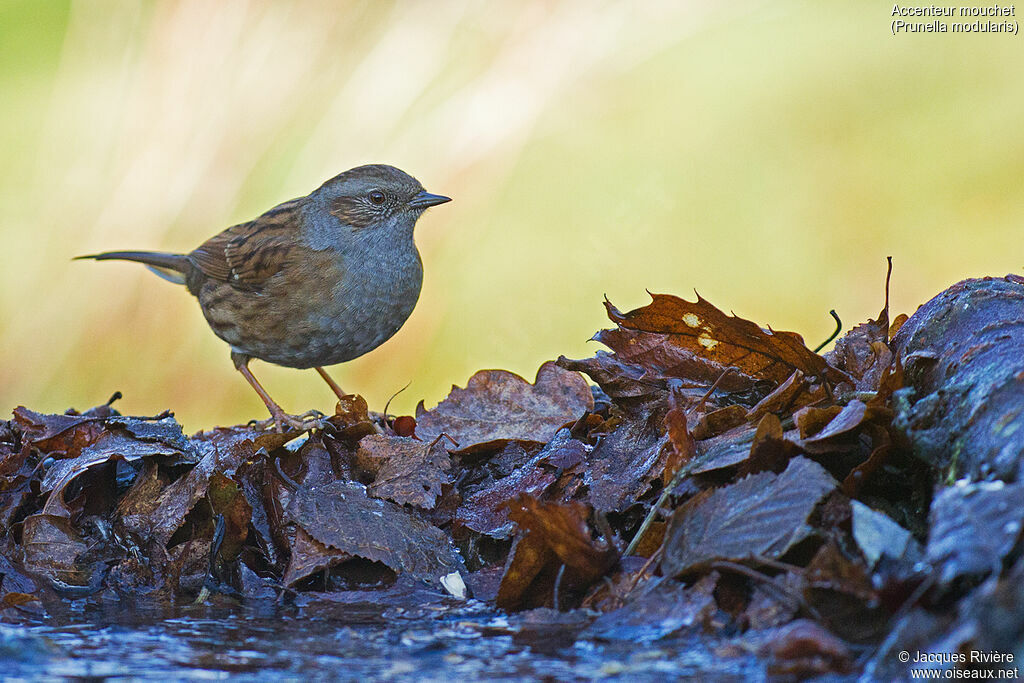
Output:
[{"xmin": 3, "ymin": 269, "xmax": 1024, "ymax": 679}]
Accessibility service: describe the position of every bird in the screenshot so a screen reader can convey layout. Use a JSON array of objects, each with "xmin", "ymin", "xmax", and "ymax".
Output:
[{"xmin": 77, "ymin": 164, "xmax": 450, "ymax": 431}]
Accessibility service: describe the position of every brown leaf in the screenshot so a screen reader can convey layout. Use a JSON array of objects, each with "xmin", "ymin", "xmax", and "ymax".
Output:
[
  {"xmin": 795, "ymin": 406, "xmax": 843, "ymax": 439},
  {"xmin": 456, "ymin": 461, "xmax": 556, "ymax": 539},
  {"xmin": 661, "ymin": 456, "xmax": 837, "ymax": 576},
  {"xmin": 495, "ymin": 532, "xmax": 555, "ymax": 610},
  {"xmin": 745, "ymin": 371, "xmax": 823, "ymax": 422},
  {"xmin": 580, "ymin": 575, "xmax": 716, "ymax": 642},
  {"xmin": 281, "ymin": 526, "xmax": 351, "ymax": 587},
  {"xmin": 40, "ymin": 430, "xmax": 190, "ymax": 517},
  {"xmin": 764, "ymin": 619, "xmax": 853, "ymax": 678},
  {"xmin": 21, "ymin": 514, "xmax": 91, "ymax": 586},
  {"xmin": 508, "ymin": 497, "xmax": 618, "ymax": 581},
  {"xmin": 286, "ymin": 480, "xmax": 465, "ymax": 586},
  {"xmin": 799, "ymin": 400, "xmax": 890, "ymax": 454},
  {"xmin": 556, "ymin": 353, "xmax": 667, "ymax": 403},
  {"xmin": 207, "ymin": 472, "xmax": 252, "ymax": 562},
  {"xmin": 359, "ymin": 434, "xmax": 453, "ymax": 509},
  {"xmin": 585, "ymin": 400, "xmax": 669, "ymax": 512},
  {"xmin": 13, "ymin": 407, "xmax": 106, "ymax": 456},
  {"xmin": 415, "ymin": 362, "xmax": 594, "ymax": 454},
  {"xmin": 593, "ymin": 327, "xmax": 758, "ymax": 391},
  {"xmin": 606, "ymin": 294, "xmax": 848, "ymax": 385},
  {"xmin": 663, "ymin": 387, "xmax": 695, "ymax": 485},
  {"xmin": 497, "ymin": 496, "xmax": 617, "ymax": 610},
  {"xmin": 148, "ymin": 437, "xmax": 256, "ymax": 550},
  {"xmin": 326, "ymin": 394, "xmax": 377, "ymax": 443},
  {"xmin": 804, "ymin": 542, "xmax": 888, "ymax": 642},
  {"xmin": 691, "ymin": 404, "xmax": 748, "ymax": 440}
]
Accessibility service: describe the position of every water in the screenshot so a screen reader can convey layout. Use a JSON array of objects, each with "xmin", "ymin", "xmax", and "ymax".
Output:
[{"xmin": 0, "ymin": 590, "xmax": 762, "ymax": 681}]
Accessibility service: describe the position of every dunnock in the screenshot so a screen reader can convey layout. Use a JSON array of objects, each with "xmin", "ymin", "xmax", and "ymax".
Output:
[{"xmin": 78, "ymin": 164, "xmax": 450, "ymax": 430}]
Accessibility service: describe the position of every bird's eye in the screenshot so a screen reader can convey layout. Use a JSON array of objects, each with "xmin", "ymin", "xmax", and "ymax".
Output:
[{"xmin": 368, "ymin": 191, "xmax": 386, "ymax": 205}]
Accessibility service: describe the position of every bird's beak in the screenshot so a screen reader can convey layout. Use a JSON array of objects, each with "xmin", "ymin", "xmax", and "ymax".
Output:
[{"xmin": 408, "ymin": 191, "xmax": 452, "ymax": 210}]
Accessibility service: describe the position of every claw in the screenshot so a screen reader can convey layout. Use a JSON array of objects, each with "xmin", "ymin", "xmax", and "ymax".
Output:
[{"xmin": 251, "ymin": 409, "xmax": 322, "ymax": 433}]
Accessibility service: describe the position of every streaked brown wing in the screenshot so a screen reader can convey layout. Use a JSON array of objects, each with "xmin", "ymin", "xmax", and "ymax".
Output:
[{"xmin": 188, "ymin": 199, "xmax": 302, "ymax": 286}]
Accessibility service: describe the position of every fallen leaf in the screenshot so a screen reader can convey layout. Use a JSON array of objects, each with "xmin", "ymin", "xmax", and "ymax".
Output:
[
  {"xmin": 585, "ymin": 399, "xmax": 668, "ymax": 512},
  {"xmin": 662, "ymin": 386, "xmax": 696, "ymax": 485},
  {"xmin": 593, "ymin": 327, "xmax": 758, "ymax": 391},
  {"xmin": 21, "ymin": 514, "xmax": 91, "ymax": 586},
  {"xmin": 508, "ymin": 497, "xmax": 618, "ymax": 582},
  {"xmin": 557, "ymin": 353, "xmax": 667, "ymax": 404},
  {"xmin": 415, "ymin": 362, "xmax": 593, "ymax": 454},
  {"xmin": 359, "ymin": 434, "xmax": 452, "ymax": 509},
  {"xmin": 661, "ymin": 456, "xmax": 837, "ymax": 576},
  {"xmin": 281, "ymin": 526, "xmax": 351, "ymax": 587},
  {"xmin": 926, "ymin": 481, "xmax": 1024, "ymax": 585},
  {"xmin": 606, "ymin": 294, "xmax": 848, "ymax": 385},
  {"xmin": 580, "ymin": 575, "xmax": 715, "ymax": 642},
  {"xmin": 850, "ymin": 500, "xmax": 921, "ymax": 568},
  {"xmin": 497, "ymin": 496, "xmax": 617, "ymax": 610},
  {"xmin": 764, "ymin": 619, "xmax": 853, "ymax": 678},
  {"xmin": 286, "ymin": 480, "xmax": 465, "ymax": 586}
]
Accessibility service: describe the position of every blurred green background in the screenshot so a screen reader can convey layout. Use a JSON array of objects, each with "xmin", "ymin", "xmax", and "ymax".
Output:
[{"xmin": 2, "ymin": 1, "xmax": 1021, "ymax": 432}]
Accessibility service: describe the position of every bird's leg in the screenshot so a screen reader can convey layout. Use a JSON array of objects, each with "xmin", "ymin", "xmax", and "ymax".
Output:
[
  {"xmin": 231, "ymin": 352, "xmax": 310, "ymax": 432},
  {"xmin": 315, "ymin": 366, "xmax": 348, "ymax": 401}
]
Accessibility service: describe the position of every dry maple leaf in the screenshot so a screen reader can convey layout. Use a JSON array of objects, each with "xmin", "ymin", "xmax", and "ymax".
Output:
[{"xmin": 605, "ymin": 294, "xmax": 848, "ymax": 385}]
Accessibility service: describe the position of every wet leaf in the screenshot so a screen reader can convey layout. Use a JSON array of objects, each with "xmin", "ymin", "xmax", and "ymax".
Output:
[
  {"xmin": 850, "ymin": 500, "xmax": 921, "ymax": 568},
  {"xmin": 358, "ymin": 434, "xmax": 452, "ymax": 509},
  {"xmin": 147, "ymin": 438, "xmax": 257, "ymax": 549},
  {"xmin": 606, "ymin": 294, "xmax": 847, "ymax": 385},
  {"xmin": 804, "ymin": 542, "xmax": 888, "ymax": 642},
  {"xmin": 763, "ymin": 619, "xmax": 853, "ymax": 678},
  {"xmin": 557, "ymin": 353, "xmax": 667, "ymax": 403},
  {"xmin": 798, "ymin": 400, "xmax": 889, "ymax": 454},
  {"xmin": 281, "ymin": 527, "xmax": 351, "ymax": 587},
  {"xmin": 495, "ymin": 532, "xmax": 555, "ymax": 611},
  {"xmin": 662, "ymin": 387, "xmax": 695, "ymax": 485},
  {"xmin": 580, "ymin": 575, "xmax": 715, "ymax": 642},
  {"xmin": 415, "ymin": 362, "xmax": 594, "ymax": 453},
  {"xmin": 456, "ymin": 461, "xmax": 556, "ymax": 539},
  {"xmin": 585, "ymin": 399, "xmax": 668, "ymax": 512},
  {"xmin": 326, "ymin": 394, "xmax": 377, "ymax": 443},
  {"xmin": 926, "ymin": 481, "xmax": 1024, "ymax": 584},
  {"xmin": 497, "ymin": 496, "xmax": 617, "ymax": 610},
  {"xmin": 207, "ymin": 472, "xmax": 251, "ymax": 562},
  {"xmin": 508, "ymin": 497, "xmax": 617, "ymax": 582},
  {"xmin": 286, "ymin": 480, "xmax": 465, "ymax": 586},
  {"xmin": 12, "ymin": 407, "xmax": 106, "ymax": 458},
  {"xmin": 662, "ymin": 457, "xmax": 837, "ymax": 576},
  {"xmin": 691, "ymin": 404, "xmax": 747, "ymax": 441},
  {"xmin": 40, "ymin": 430, "xmax": 189, "ymax": 517},
  {"xmin": 593, "ymin": 327, "xmax": 758, "ymax": 391},
  {"xmin": 21, "ymin": 514, "xmax": 91, "ymax": 586}
]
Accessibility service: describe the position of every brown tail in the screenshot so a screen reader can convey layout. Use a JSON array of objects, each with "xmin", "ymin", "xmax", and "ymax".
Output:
[{"xmin": 75, "ymin": 250, "xmax": 191, "ymax": 285}]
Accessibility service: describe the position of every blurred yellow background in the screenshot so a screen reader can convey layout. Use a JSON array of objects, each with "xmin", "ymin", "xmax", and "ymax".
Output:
[{"xmin": 2, "ymin": 1, "xmax": 1021, "ymax": 432}]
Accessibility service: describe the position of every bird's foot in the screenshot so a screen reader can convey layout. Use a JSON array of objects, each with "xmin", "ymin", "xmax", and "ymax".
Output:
[{"xmin": 250, "ymin": 408, "xmax": 324, "ymax": 433}]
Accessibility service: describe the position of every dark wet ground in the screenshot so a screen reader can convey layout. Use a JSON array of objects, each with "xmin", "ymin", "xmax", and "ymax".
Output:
[{"xmin": 0, "ymin": 590, "xmax": 767, "ymax": 681}]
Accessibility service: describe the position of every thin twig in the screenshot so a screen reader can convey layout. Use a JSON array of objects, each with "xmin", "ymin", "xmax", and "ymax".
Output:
[{"xmin": 813, "ymin": 310, "xmax": 843, "ymax": 353}]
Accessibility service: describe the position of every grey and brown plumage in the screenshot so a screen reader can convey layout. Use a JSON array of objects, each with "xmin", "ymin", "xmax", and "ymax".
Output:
[{"xmin": 78, "ymin": 164, "xmax": 450, "ymax": 430}]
